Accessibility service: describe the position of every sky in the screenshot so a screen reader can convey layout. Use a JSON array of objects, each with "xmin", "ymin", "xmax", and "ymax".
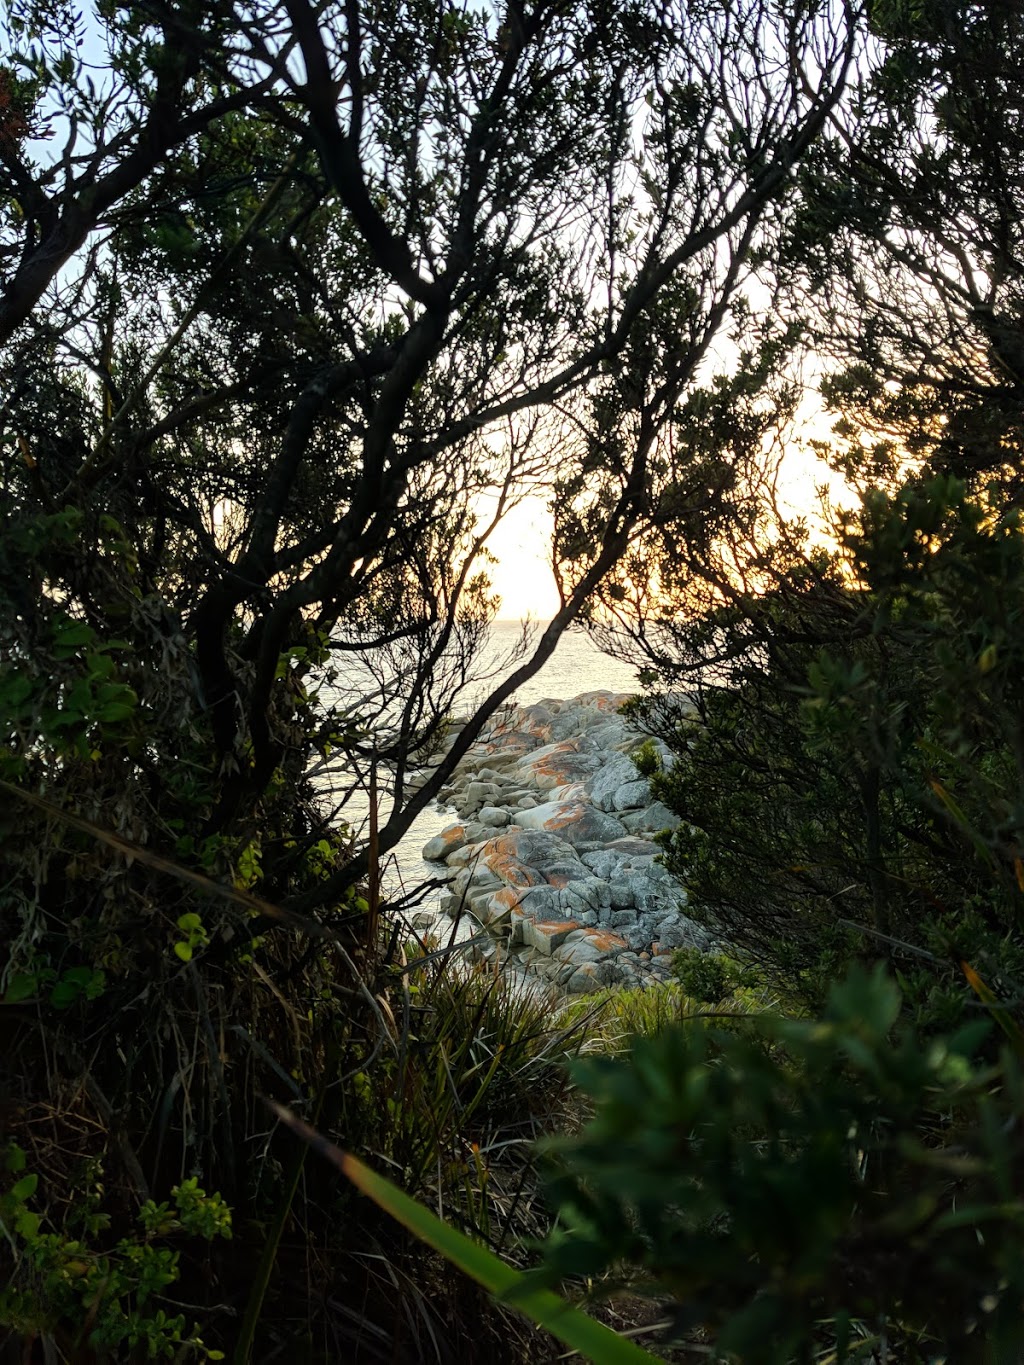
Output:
[
  {"xmin": 486, "ymin": 405, "xmax": 851, "ymax": 621},
  {"xmin": 486, "ymin": 497, "xmax": 561, "ymax": 620}
]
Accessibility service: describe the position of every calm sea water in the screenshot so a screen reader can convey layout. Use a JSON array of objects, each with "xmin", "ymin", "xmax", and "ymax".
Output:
[
  {"xmin": 473, "ymin": 620, "xmax": 640, "ymax": 706},
  {"xmin": 375, "ymin": 621, "xmax": 643, "ymax": 907}
]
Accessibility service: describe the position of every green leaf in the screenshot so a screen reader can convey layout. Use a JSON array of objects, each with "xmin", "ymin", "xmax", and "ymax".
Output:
[
  {"xmin": 95, "ymin": 700, "xmax": 136, "ymax": 724},
  {"xmin": 89, "ymin": 654, "xmax": 116, "ymax": 680},
  {"xmin": 174, "ymin": 942, "xmax": 193, "ymax": 962},
  {"xmin": 0, "ymin": 674, "xmax": 33, "ymax": 709},
  {"xmin": 9, "ymin": 1173, "xmax": 38, "ymax": 1202},
  {"xmin": 50, "ymin": 980, "xmax": 83, "ymax": 1009},
  {"xmin": 4, "ymin": 973, "xmax": 37, "ymax": 1004},
  {"xmin": 15, "ymin": 1208, "xmax": 40, "ymax": 1239},
  {"xmin": 334, "ymin": 1179, "xmax": 657, "ymax": 1364},
  {"xmin": 5, "ymin": 1145, "xmax": 26, "ymax": 1173},
  {"xmin": 826, "ymin": 963, "xmax": 901, "ymax": 1036},
  {"xmin": 84, "ymin": 970, "xmax": 107, "ymax": 1000},
  {"xmin": 53, "ymin": 620, "xmax": 95, "ymax": 651}
]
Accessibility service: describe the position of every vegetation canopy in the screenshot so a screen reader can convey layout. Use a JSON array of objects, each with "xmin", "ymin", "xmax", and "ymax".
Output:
[
  {"xmin": 0, "ymin": 0, "xmax": 861, "ymax": 1358},
  {"xmin": 11, "ymin": 0, "xmax": 1024, "ymax": 1361}
]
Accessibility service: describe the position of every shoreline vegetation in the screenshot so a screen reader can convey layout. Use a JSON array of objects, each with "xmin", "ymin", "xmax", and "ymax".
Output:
[
  {"xmin": 5, "ymin": 0, "xmax": 1024, "ymax": 1360},
  {"xmin": 9, "ymin": 620, "xmax": 1024, "ymax": 1362}
]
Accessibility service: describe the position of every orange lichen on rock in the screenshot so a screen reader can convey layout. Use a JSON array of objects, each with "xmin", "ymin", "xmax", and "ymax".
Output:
[
  {"xmin": 519, "ymin": 741, "xmax": 600, "ymax": 789},
  {"xmin": 577, "ymin": 691, "xmax": 632, "ymax": 711},
  {"xmin": 479, "ymin": 833, "xmax": 546, "ymax": 889},
  {"xmin": 580, "ymin": 929, "xmax": 628, "ymax": 954},
  {"xmin": 518, "ymin": 705, "xmax": 555, "ymax": 741},
  {"xmin": 540, "ymin": 799, "xmax": 588, "ymax": 831},
  {"xmin": 529, "ymin": 919, "xmax": 581, "ymax": 952}
]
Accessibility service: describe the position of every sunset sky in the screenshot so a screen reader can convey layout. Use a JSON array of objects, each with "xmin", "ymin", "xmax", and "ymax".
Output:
[{"xmin": 488, "ymin": 417, "xmax": 849, "ymax": 621}]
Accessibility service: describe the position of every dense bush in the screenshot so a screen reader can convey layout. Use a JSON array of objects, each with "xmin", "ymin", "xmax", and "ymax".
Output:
[
  {"xmin": 540, "ymin": 967, "xmax": 1024, "ymax": 1363},
  {"xmin": 7, "ymin": 0, "xmax": 1024, "ymax": 1359},
  {"xmin": 627, "ymin": 480, "xmax": 1024, "ymax": 1022},
  {"xmin": 0, "ymin": 0, "xmax": 855, "ymax": 1355},
  {"xmin": 0, "ymin": 503, "xmax": 583, "ymax": 1350}
]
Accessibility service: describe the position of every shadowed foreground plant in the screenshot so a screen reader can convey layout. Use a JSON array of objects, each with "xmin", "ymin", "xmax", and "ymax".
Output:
[
  {"xmin": 0, "ymin": 1151, "xmax": 231, "ymax": 1360},
  {"xmin": 537, "ymin": 966, "xmax": 1024, "ymax": 1364},
  {"xmin": 0, "ymin": 791, "xmax": 583, "ymax": 1362},
  {"xmin": 268, "ymin": 1103, "xmax": 661, "ymax": 1365}
]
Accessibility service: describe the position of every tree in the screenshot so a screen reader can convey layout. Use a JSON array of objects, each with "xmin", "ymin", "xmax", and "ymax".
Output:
[
  {"xmin": 0, "ymin": 0, "xmax": 858, "ymax": 893},
  {"xmin": 0, "ymin": 0, "xmax": 860, "ymax": 1355},
  {"xmin": 781, "ymin": 0, "xmax": 1024, "ymax": 493},
  {"xmin": 623, "ymin": 479, "xmax": 1024, "ymax": 1015},
  {"xmin": 590, "ymin": 0, "xmax": 1024, "ymax": 1010},
  {"xmin": 530, "ymin": 478, "xmax": 1024, "ymax": 1359},
  {"xmin": 464, "ymin": 10, "xmax": 1024, "ymax": 1355}
]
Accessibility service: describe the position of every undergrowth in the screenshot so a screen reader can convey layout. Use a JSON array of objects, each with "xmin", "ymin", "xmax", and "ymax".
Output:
[
  {"xmin": 0, "ymin": 502, "xmax": 593, "ymax": 1362},
  {"xmin": 558, "ymin": 973, "xmax": 779, "ymax": 1057},
  {"xmin": 1, "ymin": 850, "xmax": 587, "ymax": 1363}
]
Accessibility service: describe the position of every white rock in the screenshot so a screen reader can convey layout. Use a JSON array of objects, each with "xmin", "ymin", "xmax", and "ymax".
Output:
[
  {"xmin": 477, "ymin": 805, "xmax": 510, "ymax": 827},
  {"xmin": 586, "ymin": 720, "xmax": 630, "ymax": 749},
  {"xmin": 566, "ymin": 963, "xmax": 612, "ymax": 994},
  {"xmin": 422, "ymin": 822, "xmax": 483, "ymax": 862},
  {"xmin": 608, "ymin": 879, "xmax": 636, "ymax": 909},
  {"xmin": 612, "ymin": 779, "xmax": 652, "ymax": 811},
  {"xmin": 553, "ymin": 929, "xmax": 628, "ymax": 967},
  {"xmin": 581, "ymin": 849, "xmax": 621, "ymax": 878},
  {"xmin": 514, "ymin": 799, "xmax": 627, "ymax": 848},
  {"xmin": 588, "ymin": 753, "xmax": 641, "ymax": 812},
  {"xmin": 654, "ymin": 917, "xmax": 709, "ymax": 951},
  {"xmin": 452, "ymin": 865, "xmax": 503, "ymax": 898},
  {"xmin": 621, "ymin": 801, "xmax": 680, "ymax": 834},
  {"xmin": 558, "ymin": 877, "xmax": 612, "ymax": 915},
  {"xmin": 444, "ymin": 841, "xmax": 487, "ymax": 868},
  {"xmin": 523, "ymin": 918, "xmax": 581, "ymax": 955}
]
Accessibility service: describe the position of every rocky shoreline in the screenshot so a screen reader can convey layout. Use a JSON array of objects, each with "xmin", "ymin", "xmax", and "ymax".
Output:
[{"xmin": 421, "ymin": 691, "xmax": 713, "ymax": 993}]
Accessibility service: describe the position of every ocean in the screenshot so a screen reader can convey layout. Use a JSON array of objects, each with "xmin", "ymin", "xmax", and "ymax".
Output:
[{"xmin": 472, "ymin": 620, "xmax": 640, "ymax": 709}]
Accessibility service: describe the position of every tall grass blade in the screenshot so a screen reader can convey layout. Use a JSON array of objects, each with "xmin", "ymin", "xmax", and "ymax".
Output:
[
  {"xmin": 232, "ymin": 1135, "xmax": 308, "ymax": 1365},
  {"xmin": 960, "ymin": 959, "xmax": 1024, "ymax": 1058},
  {"xmin": 267, "ymin": 1101, "xmax": 662, "ymax": 1364},
  {"xmin": 928, "ymin": 779, "xmax": 996, "ymax": 866}
]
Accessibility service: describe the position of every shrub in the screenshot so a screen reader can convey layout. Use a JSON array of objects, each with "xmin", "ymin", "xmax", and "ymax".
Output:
[
  {"xmin": 1, "ymin": 1148, "xmax": 230, "ymax": 1360},
  {"xmin": 671, "ymin": 947, "xmax": 734, "ymax": 1004},
  {"xmin": 633, "ymin": 480, "xmax": 1024, "ymax": 1019},
  {"xmin": 538, "ymin": 966, "xmax": 1024, "ymax": 1363}
]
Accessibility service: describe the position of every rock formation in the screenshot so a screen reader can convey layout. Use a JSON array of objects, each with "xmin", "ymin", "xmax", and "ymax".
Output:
[{"xmin": 422, "ymin": 691, "xmax": 712, "ymax": 992}]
